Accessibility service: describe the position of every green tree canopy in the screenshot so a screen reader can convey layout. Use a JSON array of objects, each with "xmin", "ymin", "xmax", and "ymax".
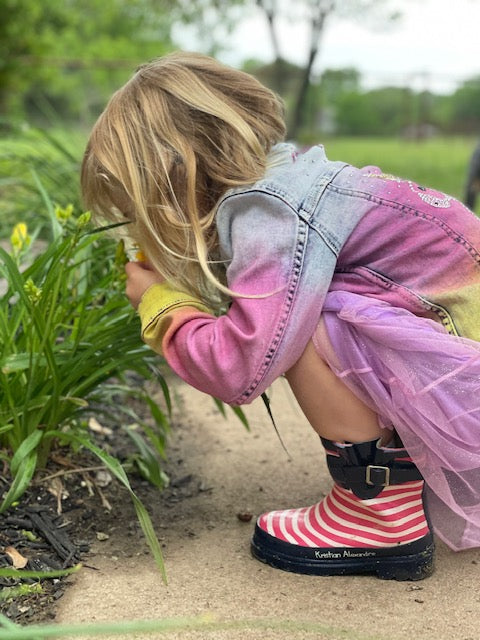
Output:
[
  {"xmin": 0, "ymin": 0, "xmax": 174, "ymax": 124},
  {"xmin": 450, "ymin": 77, "xmax": 480, "ymax": 132}
]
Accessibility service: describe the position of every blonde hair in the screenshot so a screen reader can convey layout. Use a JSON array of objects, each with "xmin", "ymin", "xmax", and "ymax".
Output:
[{"xmin": 81, "ymin": 51, "xmax": 286, "ymax": 309}]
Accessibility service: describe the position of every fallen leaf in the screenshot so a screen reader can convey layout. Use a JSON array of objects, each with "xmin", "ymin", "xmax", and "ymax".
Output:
[
  {"xmin": 5, "ymin": 546, "xmax": 28, "ymax": 569},
  {"xmin": 47, "ymin": 476, "xmax": 69, "ymax": 515}
]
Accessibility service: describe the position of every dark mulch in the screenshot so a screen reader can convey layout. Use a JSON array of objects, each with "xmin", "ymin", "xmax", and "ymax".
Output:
[
  {"xmin": 0, "ymin": 431, "xmax": 198, "ymax": 626},
  {"xmin": 0, "ymin": 381, "xmax": 174, "ymax": 626},
  {"xmin": 0, "ymin": 449, "xmax": 133, "ymax": 625}
]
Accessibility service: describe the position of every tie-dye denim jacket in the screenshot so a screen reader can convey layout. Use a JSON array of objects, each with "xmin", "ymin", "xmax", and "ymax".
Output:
[
  {"xmin": 138, "ymin": 143, "xmax": 376, "ymax": 404},
  {"xmin": 138, "ymin": 143, "xmax": 480, "ymax": 405}
]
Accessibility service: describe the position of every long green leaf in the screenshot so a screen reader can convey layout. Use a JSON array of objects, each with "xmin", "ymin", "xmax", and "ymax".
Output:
[
  {"xmin": 126, "ymin": 428, "xmax": 167, "ymax": 488},
  {"xmin": 30, "ymin": 168, "xmax": 62, "ymax": 239},
  {"xmin": 228, "ymin": 405, "xmax": 250, "ymax": 430},
  {"xmin": 10, "ymin": 429, "xmax": 43, "ymax": 475},
  {"xmin": 212, "ymin": 397, "xmax": 227, "ymax": 418},
  {"xmin": 0, "ymin": 565, "xmax": 81, "ymax": 580},
  {"xmin": 0, "ymin": 247, "xmax": 31, "ymax": 306},
  {"xmin": 0, "ymin": 452, "xmax": 38, "ymax": 513},
  {"xmin": 0, "ymin": 425, "xmax": 14, "ymax": 435},
  {"xmin": 144, "ymin": 395, "xmax": 170, "ymax": 434},
  {"xmin": 0, "ymin": 614, "xmax": 383, "ymax": 639},
  {"xmin": 261, "ymin": 392, "xmax": 290, "ymax": 458},
  {"xmin": 47, "ymin": 431, "xmax": 166, "ymax": 583},
  {"xmin": 1, "ymin": 353, "xmax": 47, "ymax": 374}
]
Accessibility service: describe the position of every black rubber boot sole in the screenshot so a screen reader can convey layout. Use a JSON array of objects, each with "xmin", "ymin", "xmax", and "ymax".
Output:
[{"xmin": 251, "ymin": 525, "xmax": 435, "ymax": 581}]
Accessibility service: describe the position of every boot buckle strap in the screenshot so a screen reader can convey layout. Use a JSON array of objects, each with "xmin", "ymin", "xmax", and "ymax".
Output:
[{"xmin": 366, "ymin": 465, "xmax": 390, "ymax": 487}]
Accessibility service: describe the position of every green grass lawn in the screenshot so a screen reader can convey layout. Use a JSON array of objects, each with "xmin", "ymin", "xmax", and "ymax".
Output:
[{"xmin": 322, "ymin": 136, "xmax": 476, "ymax": 206}]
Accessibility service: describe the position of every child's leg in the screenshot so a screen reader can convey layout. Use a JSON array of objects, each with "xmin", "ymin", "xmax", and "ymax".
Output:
[
  {"xmin": 285, "ymin": 339, "xmax": 383, "ymax": 443},
  {"xmin": 251, "ymin": 339, "xmax": 435, "ymax": 581}
]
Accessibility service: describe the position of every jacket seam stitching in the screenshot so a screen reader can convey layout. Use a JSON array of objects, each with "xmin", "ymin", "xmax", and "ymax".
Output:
[
  {"xmin": 336, "ymin": 265, "xmax": 459, "ymax": 335},
  {"xmin": 328, "ymin": 185, "xmax": 480, "ymax": 266},
  {"xmin": 234, "ymin": 220, "xmax": 308, "ymax": 404}
]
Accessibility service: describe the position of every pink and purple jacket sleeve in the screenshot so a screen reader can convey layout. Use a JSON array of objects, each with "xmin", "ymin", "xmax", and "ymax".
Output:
[{"xmin": 137, "ymin": 189, "xmax": 340, "ymax": 405}]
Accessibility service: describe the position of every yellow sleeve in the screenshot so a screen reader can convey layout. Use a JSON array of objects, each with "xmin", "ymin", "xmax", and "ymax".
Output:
[{"xmin": 137, "ymin": 282, "xmax": 212, "ymax": 354}]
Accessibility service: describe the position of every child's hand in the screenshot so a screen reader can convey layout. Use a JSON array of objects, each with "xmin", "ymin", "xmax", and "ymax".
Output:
[{"xmin": 125, "ymin": 261, "xmax": 165, "ymax": 309}]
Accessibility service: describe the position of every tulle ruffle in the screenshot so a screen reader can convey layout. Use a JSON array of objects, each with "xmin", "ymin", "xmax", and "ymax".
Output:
[{"xmin": 313, "ymin": 290, "xmax": 480, "ymax": 551}]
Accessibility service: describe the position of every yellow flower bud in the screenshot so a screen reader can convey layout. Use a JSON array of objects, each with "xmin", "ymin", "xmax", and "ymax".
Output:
[
  {"xmin": 76, "ymin": 211, "xmax": 91, "ymax": 229},
  {"xmin": 24, "ymin": 278, "xmax": 42, "ymax": 304},
  {"xmin": 10, "ymin": 222, "xmax": 31, "ymax": 254},
  {"xmin": 55, "ymin": 204, "xmax": 74, "ymax": 224}
]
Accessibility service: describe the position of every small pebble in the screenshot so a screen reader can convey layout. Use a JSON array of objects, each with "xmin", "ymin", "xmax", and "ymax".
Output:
[
  {"xmin": 236, "ymin": 512, "xmax": 253, "ymax": 523},
  {"xmin": 96, "ymin": 532, "xmax": 109, "ymax": 541}
]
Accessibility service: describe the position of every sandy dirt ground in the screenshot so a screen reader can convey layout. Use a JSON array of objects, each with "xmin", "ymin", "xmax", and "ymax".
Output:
[{"xmin": 56, "ymin": 376, "xmax": 480, "ymax": 640}]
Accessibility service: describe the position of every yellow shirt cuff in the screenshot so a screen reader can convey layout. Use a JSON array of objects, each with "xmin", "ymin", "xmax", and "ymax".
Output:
[{"xmin": 137, "ymin": 282, "xmax": 212, "ymax": 352}]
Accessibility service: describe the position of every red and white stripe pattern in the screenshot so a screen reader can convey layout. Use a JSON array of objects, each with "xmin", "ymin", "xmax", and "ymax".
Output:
[{"xmin": 257, "ymin": 480, "xmax": 429, "ymax": 548}]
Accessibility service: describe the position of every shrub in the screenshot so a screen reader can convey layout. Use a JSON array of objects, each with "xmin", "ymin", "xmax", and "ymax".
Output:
[{"xmin": 0, "ymin": 208, "xmax": 169, "ymax": 576}]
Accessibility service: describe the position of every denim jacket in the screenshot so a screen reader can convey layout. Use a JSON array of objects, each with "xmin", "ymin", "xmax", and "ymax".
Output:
[{"xmin": 138, "ymin": 143, "xmax": 391, "ymax": 404}]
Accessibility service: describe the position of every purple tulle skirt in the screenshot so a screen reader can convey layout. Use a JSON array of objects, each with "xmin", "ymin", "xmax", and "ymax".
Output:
[{"xmin": 313, "ymin": 290, "xmax": 480, "ymax": 551}]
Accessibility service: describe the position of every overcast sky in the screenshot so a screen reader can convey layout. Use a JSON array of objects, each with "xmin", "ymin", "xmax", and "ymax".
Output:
[{"xmin": 174, "ymin": 0, "xmax": 479, "ymax": 94}]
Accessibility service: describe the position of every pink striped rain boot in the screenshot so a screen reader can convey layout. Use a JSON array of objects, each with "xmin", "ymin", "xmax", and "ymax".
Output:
[{"xmin": 251, "ymin": 437, "xmax": 435, "ymax": 580}]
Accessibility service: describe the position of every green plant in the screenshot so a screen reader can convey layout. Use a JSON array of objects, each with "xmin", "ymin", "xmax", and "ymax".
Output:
[
  {"xmin": 0, "ymin": 206, "xmax": 170, "ymax": 577},
  {"xmin": 0, "ymin": 611, "xmax": 383, "ymax": 639},
  {"xmin": 0, "ymin": 126, "xmax": 85, "ymax": 236}
]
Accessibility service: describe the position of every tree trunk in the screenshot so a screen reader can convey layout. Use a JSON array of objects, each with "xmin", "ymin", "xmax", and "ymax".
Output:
[
  {"xmin": 289, "ymin": 1, "xmax": 333, "ymax": 140},
  {"xmin": 256, "ymin": 0, "xmax": 286, "ymax": 94}
]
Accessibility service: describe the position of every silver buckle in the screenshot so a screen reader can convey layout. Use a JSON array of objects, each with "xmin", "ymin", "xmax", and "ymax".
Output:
[{"xmin": 366, "ymin": 465, "xmax": 390, "ymax": 487}]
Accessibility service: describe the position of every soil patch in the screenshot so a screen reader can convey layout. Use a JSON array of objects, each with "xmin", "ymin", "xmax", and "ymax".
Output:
[{"xmin": 0, "ymin": 450, "xmax": 122, "ymax": 624}]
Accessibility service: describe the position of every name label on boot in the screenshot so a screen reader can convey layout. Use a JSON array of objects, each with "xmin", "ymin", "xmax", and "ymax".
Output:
[{"xmin": 314, "ymin": 550, "xmax": 377, "ymax": 559}]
